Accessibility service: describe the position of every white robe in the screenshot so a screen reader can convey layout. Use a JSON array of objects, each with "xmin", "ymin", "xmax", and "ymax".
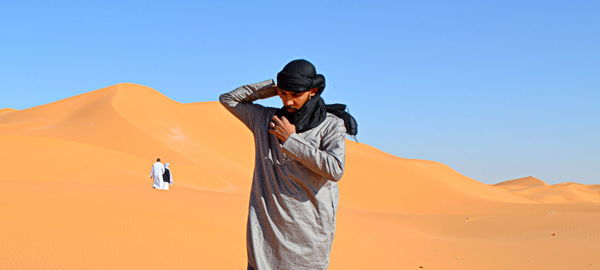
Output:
[{"xmin": 149, "ymin": 162, "xmax": 165, "ymax": 189}]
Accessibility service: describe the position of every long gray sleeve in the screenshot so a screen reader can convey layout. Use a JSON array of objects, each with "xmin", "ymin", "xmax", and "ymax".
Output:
[
  {"xmin": 281, "ymin": 118, "xmax": 347, "ymax": 181},
  {"xmin": 218, "ymin": 79, "xmax": 277, "ymax": 131}
]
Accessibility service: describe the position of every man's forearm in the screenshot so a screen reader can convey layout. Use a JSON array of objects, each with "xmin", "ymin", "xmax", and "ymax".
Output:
[
  {"xmin": 219, "ymin": 79, "xmax": 276, "ymax": 108},
  {"xmin": 218, "ymin": 79, "xmax": 277, "ymax": 131},
  {"xmin": 282, "ymin": 133, "xmax": 346, "ymax": 181}
]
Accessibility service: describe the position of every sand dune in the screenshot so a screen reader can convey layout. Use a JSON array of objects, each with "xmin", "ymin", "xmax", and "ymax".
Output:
[
  {"xmin": 0, "ymin": 108, "xmax": 17, "ymax": 115},
  {"xmin": 495, "ymin": 177, "xmax": 600, "ymax": 204},
  {"xmin": 494, "ymin": 176, "xmax": 547, "ymax": 187},
  {"xmin": 1, "ymin": 83, "xmax": 599, "ymax": 269}
]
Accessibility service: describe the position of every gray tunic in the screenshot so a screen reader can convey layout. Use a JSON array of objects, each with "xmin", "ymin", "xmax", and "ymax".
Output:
[{"xmin": 219, "ymin": 80, "xmax": 346, "ymax": 270}]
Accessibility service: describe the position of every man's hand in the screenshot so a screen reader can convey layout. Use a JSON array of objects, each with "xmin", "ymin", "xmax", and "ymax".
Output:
[{"xmin": 269, "ymin": 115, "xmax": 296, "ymax": 142}]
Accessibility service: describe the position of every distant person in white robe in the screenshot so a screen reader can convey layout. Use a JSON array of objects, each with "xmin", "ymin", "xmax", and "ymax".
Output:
[
  {"xmin": 149, "ymin": 158, "xmax": 165, "ymax": 189},
  {"xmin": 162, "ymin": 163, "xmax": 173, "ymax": 190}
]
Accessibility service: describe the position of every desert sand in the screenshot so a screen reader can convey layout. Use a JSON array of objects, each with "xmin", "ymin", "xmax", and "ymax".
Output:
[
  {"xmin": 0, "ymin": 108, "xmax": 17, "ymax": 115},
  {"xmin": 1, "ymin": 83, "xmax": 599, "ymax": 269}
]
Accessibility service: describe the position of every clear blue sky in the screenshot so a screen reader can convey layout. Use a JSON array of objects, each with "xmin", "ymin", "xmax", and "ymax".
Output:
[{"xmin": 1, "ymin": 0, "xmax": 598, "ymax": 184}]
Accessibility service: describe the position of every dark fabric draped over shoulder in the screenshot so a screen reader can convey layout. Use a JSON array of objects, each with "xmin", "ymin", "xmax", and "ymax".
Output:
[{"xmin": 275, "ymin": 59, "xmax": 358, "ymax": 136}]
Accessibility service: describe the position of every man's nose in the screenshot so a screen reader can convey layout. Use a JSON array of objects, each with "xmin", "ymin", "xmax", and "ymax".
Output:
[{"xmin": 285, "ymin": 99, "xmax": 294, "ymax": 106}]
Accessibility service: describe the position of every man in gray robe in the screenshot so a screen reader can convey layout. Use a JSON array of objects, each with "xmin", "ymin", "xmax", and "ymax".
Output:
[{"xmin": 219, "ymin": 59, "xmax": 357, "ymax": 270}]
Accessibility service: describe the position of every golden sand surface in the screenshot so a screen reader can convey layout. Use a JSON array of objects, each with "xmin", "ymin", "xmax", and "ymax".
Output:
[
  {"xmin": 1, "ymin": 84, "xmax": 599, "ymax": 269},
  {"xmin": 0, "ymin": 108, "xmax": 17, "ymax": 115}
]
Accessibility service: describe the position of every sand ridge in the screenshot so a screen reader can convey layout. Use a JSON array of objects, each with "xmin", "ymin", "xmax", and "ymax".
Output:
[
  {"xmin": 0, "ymin": 108, "xmax": 17, "ymax": 115},
  {"xmin": 496, "ymin": 177, "xmax": 600, "ymax": 204}
]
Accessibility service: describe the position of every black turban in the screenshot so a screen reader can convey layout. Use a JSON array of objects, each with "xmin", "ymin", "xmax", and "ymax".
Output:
[
  {"xmin": 277, "ymin": 59, "xmax": 326, "ymax": 93},
  {"xmin": 275, "ymin": 59, "xmax": 358, "ymax": 136}
]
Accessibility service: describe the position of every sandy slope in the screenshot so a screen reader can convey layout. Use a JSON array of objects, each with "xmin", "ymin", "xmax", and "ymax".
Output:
[
  {"xmin": 0, "ymin": 108, "xmax": 17, "ymax": 115},
  {"xmin": 495, "ymin": 176, "xmax": 600, "ymax": 203},
  {"xmin": 1, "ymin": 84, "xmax": 599, "ymax": 270}
]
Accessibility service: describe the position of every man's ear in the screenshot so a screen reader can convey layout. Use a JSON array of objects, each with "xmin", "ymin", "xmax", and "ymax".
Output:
[{"xmin": 309, "ymin": 88, "xmax": 318, "ymax": 97}]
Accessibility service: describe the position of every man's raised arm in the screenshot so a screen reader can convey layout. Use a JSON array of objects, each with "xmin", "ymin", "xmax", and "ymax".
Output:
[{"xmin": 219, "ymin": 79, "xmax": 277, "ymax": 130}]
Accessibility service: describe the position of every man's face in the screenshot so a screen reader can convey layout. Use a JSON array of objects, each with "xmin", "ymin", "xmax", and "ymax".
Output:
[{"xmin": 275, "ymin": 87, "xmax": 317, "ymax": 113}]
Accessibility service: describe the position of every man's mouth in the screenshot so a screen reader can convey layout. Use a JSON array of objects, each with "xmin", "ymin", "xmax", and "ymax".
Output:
[{"xmin": 285, "ymin": 106, "xmax": 299, "ymax": 113}]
